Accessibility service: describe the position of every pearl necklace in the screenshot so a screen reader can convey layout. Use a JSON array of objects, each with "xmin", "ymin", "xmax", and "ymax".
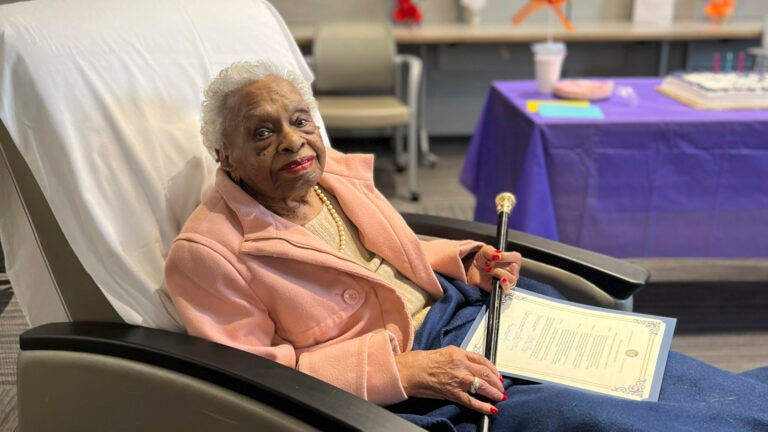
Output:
[{"xmin": 313, "ymin": 185, "xmax": 346, "ymax": 252}]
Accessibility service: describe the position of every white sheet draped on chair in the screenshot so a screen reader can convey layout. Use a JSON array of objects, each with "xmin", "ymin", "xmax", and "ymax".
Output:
[{"xmin": 0, "ymin": 0, "xmax": 327, "ymax": 330}]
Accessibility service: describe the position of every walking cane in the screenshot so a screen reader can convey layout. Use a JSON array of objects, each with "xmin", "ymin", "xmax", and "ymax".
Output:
[{"xmin": 478, "ymin": 192, "xmax": 516, "ymax": 432}]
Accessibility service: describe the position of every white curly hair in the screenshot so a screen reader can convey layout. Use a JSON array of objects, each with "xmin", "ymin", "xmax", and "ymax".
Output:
[{"xmin": 200, "ymin": 60, "xmax": 317, "ymax": 158}]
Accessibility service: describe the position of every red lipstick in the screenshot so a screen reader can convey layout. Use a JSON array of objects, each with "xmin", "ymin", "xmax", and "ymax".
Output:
[{"xmin": 280, "ymin": 155, "xmax": 315, "ymax": 173}]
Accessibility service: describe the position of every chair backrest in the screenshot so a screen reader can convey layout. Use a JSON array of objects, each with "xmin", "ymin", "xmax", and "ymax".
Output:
[
  {"xmin": 312, "ymin": 21, "xmax": 397, "ymax": 93},
  {"xmin": 1, "ymin": 122, "xmax": 122, "ymax": 324},
  {"xmin": 0, "ymin": 0, "xmax": 324, "ymax": 330}
]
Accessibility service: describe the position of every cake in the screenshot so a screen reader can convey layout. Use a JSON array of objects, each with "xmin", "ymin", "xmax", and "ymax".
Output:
[{"xmin": 657, "ymin": 71, "xmax": 768, "ymax": 110}]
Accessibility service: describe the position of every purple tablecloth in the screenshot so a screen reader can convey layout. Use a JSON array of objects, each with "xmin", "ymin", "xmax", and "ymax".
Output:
[{"xmin": 460, "ymin": 78, "xmax": 768, "ymax": 258}]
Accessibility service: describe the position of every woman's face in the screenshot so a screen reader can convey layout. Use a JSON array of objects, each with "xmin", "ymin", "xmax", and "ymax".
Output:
[{"xmin": 219, "ymin": 76, "xmax": 325, "ymax": 202}]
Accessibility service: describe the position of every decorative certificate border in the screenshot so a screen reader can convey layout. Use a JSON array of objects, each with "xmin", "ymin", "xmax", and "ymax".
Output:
[{"xmin": 461, "ymin": 288, "xmax": 676, "ymax": 401}]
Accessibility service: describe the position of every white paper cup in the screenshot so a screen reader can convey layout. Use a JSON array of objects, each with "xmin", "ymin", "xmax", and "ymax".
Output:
[
  {"xmin": 532, "ymin": 42, "xmax": 567, "ymax": 94},
  {"xmin": 463, "ymin": 6, "xmax": 480, "ymax": 26}
]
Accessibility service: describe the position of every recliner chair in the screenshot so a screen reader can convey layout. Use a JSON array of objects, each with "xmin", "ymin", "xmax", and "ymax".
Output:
[{"xmin": 0, "ymin": 1, "xmax": 647, "ymax": 430}]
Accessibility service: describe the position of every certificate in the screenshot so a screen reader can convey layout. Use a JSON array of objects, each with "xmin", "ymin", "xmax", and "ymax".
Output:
[{"xmin": 461, "ymin": 289, "xmax": 676, "ymax": 401}]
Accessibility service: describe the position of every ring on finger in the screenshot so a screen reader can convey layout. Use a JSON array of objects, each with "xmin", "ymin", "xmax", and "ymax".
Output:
[{"xmin": 469, "ymin": 376, "xmax": 481, "ymax": 394}]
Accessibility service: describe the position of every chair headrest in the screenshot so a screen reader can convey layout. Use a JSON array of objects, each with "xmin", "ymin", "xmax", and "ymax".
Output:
[{"xmin": 0, "ymin": 0, "xmax": 320, "ymax": 330}]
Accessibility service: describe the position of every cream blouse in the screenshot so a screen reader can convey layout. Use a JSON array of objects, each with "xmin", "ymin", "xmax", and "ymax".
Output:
[{"xmin": 304, "ymin": 187, "xmax": 434, "ymax": 330}]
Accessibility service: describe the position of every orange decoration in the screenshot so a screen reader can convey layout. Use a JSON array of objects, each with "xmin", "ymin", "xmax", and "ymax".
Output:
[
  {"xmin": 511, "ymin": 0, "xmax": 574, "ymax": 32},
  {"xmin": 705, "ymin": 0, "xmax": 736, "ymax": 23}
]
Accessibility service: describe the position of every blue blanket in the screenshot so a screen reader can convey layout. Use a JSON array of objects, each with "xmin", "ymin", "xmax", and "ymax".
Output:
[{"xmin": 388, "ymin": 274, "xmax": 768, "ymax": 431}]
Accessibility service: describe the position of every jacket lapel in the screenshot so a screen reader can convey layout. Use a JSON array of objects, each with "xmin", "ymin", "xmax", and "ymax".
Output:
[{"xmin": 319, "ymin": 150, "xmax": 442, "ymax": 296}]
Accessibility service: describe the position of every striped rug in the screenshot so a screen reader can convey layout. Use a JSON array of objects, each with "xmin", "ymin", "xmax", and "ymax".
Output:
[
  {"xmin": 0, "ymin": 385, "xmax": 17, "ymax": 431},
  {"xmin": 0, "ymin": 281, "xmax": 24, "ymax": 387},
  {"xmin": 0, "ymin": 270, "xmax": 23, "ymax": 431}
]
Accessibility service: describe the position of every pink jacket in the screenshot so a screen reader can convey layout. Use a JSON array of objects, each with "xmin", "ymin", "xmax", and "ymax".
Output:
[{"xmin": 165, "ymin": 148, "xmax": 482, "ymax": 405}]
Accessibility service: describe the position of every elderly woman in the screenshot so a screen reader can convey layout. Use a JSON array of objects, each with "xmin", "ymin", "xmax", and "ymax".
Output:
[
  {"xmin": 165, "ymin": 60, "xmax": 520, "ymax": 414},
  {"xmin": 166, "ymin": 61, "xmax": 768, "ymax": 431}
]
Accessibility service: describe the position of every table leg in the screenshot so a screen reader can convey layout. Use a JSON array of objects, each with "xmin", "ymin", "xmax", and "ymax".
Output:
[
  {"xmin": 658, "ymin": 40, "xmax": 670, "ymax": 76},
  {"xmin": 419, "ymin": 44, "xmax": 438, "ymax": 167}
]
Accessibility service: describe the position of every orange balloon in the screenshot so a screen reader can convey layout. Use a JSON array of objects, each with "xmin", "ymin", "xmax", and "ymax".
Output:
[
  {"xmin": 705, "ymin": 0, "xmax": 736, "ymax": 21},
  {"xmin": 511, "ymin": 0, "xmax": 574, "ymax": 32}
]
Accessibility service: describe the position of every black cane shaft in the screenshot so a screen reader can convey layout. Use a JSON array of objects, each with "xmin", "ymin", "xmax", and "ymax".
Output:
[
  {"xmin": 483, "ymin": 210, "xmax": 509, "ymax": 363},
  {"xmin": 479, "ymin": 203, "xmax": 512, "ymax": 432}
]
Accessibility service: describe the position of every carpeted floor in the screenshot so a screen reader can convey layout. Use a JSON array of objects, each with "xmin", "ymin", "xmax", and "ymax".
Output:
[
  {"xmin": 0, "ymin": 281, "xmax": 22, "ymax": 388},
  {"xmin": 0, "ymin": 289, "xmax": 21, "ymax": 388},
  {"xmin": 0, "ymin": 270, "xmax": 19, "ymax": 431},
  {"xmin": 1, "ymin": 246, "xmax": 20, "ymax": 431}
]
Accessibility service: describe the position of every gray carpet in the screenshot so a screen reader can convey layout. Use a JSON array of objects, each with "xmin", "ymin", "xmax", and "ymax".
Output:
[
  {"xmin": 0, "ymin": 385, "xmax": 17, "ymax": 432},
  {"xmin": 0, "ymin": 284, "xmax": 22, "ymax": 387},
  {"xmin": 0, "ymin": 271, "xmax": 20, "ymax": 432}
]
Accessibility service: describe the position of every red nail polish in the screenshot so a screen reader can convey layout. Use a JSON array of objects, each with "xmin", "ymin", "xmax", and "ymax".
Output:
[
  {"xmin": 492, "ymin": 253, "xmax": 500, "ymax": 261},
  {"xmin": 499, "ymin": 375, "xmax": 504, "ymax": 382},
  {"xmin": 485, "ymin": 265, "xmax": 492, "ymax": 272},
  {"xmin": 490, "ymin": 407, "xmax": 499, "ymax": 415},
  {"xmin": 495, "ymin": 249, "xmax": 502, "ymax": 253},
  {"xmin": 502, "ymin": 394, "xmax": 508, "ymax": 401},
  {"xmin": 501, "ymin": 278, "xmax": 508, "ymax": 284}
]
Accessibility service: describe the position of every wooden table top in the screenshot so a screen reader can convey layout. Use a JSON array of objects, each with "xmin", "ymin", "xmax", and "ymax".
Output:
[{"xmin": 290, "ymin": 20, "xmax": 764, "ymax": 45}]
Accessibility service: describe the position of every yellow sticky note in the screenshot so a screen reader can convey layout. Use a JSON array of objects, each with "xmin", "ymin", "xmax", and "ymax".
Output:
[{"xmin": 527, "ymin": 99, "xmax": 590, "ymax": 113}]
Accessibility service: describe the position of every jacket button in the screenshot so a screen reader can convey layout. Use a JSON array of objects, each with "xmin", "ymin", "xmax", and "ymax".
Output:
[{"xmin": 342, "ymin": 289, "xmax": 359, "ymax": 304}]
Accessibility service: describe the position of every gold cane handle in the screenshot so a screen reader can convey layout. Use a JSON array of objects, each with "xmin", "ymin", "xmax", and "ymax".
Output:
[{"xmin": 495, "ymin": 192, "xmax": 516, "ymax": 215}]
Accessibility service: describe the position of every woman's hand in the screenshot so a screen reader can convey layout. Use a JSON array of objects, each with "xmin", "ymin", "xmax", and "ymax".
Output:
[
  {"xmin": 466, "ymin": 244, "xmax": 521, "ymax": 293},
  {"xmin": 395, "ymin": 346, "xmax": 506, "ymax": 414}
]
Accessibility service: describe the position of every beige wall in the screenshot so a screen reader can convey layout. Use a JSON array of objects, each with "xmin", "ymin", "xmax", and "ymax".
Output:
[
  {"xmin": 271, "ymin": 0, "xmax": 768, "ymax": 25},
  {"xmin": 1, "ymin": 1, "xmax": 764, "ymax": 23}
]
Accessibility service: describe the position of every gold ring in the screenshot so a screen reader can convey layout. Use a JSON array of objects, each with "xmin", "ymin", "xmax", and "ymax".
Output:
[{"xmin": 469, "ymin": 376, "xmax": 481, "ymax": 394}]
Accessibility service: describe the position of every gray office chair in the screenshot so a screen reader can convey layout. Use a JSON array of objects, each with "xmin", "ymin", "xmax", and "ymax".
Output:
[
  {"xmin": 747, "ymin": 15, "xmax": 768, "ymax": 72},
  {"xmin": 0, "ymin": 1, "xmax": 647, "ymax": 430},
  {"xmin": 307, "ymin": 20, "xmax": 434, "ymax": 202}
]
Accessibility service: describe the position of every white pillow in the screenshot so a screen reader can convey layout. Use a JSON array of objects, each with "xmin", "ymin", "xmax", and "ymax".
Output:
[{"xmin": 0, "ymin": 0, "xmax": 324, "ymax": 330}]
